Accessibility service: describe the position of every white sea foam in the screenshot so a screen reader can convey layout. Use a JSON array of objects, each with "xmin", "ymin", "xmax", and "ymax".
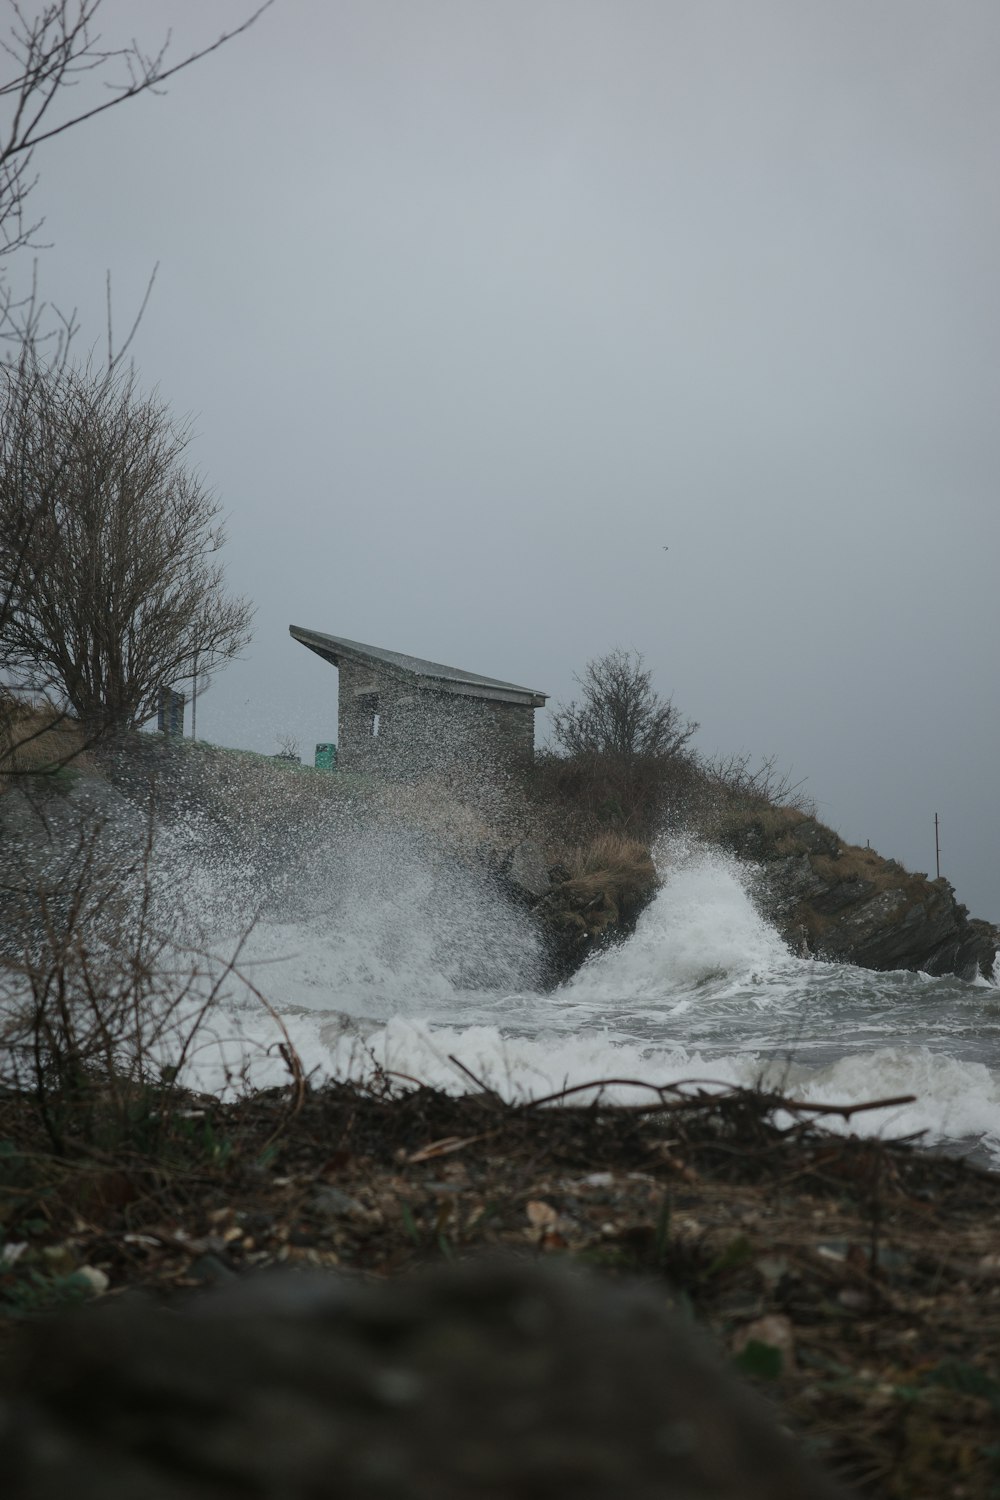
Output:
[
  {"xmin": 223, "ymin": 823, "xmax": 545, "ymax": 1014},
  {"xmin": 786, "ymin": 1046, "xmax": 1000, "ymax": 1156},
  {"xmin": 184, "ymin": 1006, "xmax": 1000, "ymax": 1170},
  {"xmin": 564, "ymin": 841, "xmax": 795, "ymax": 1001},
  {"xmin": 36, "ymin": 805, "xmax": 995, "ymax": 1168}
]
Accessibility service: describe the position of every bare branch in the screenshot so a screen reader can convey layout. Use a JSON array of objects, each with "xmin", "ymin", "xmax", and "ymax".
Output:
[
  {"xmin": 104, "ymin": 261, "xmax": 157, "ymax": 372},
  {"xmin": 7, "ymin": 4, "xmax": 273, "ymax": 154},
  {"xmin": 702, "ymin": 749, "xmax": 811, "ymax": 810},
  {"xmin": 0, "ymin": 1, "xmax": 274, "ymax": 259}
]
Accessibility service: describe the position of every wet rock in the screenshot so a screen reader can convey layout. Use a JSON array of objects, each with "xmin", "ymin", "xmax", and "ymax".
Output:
[
  {"xmin": 0, "ymin": 1260, "xmax": 852, "ymax": 1499},
  {"xmin": 746, "ymin": 815, "xmax": 1000, "ymax": 980},
  {"xmin": 807, "ymin": 875, "xmax": 877, "ymax": 916},
  {"xmin": 534, "ymin": 850, "xmax": 660, "ymax": 986}
]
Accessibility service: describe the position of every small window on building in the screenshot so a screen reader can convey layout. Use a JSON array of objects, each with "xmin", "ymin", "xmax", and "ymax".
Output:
[{"xmin": 357, "ymin": 692, "xmax": 380, "ymax": 739}]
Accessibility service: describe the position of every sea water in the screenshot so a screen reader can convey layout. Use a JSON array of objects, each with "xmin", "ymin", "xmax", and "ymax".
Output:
[{"xmin": 180, "ymin": 832, "xmax": 1000, "ymax": 1171}]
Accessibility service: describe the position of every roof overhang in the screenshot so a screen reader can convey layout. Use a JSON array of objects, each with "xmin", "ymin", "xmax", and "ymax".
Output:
[{"xmin": 289, "ymin": 625, "xmax": 547, "ymax": 709}]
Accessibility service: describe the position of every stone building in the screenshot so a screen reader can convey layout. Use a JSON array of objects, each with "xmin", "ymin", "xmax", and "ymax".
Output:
[{"xmin": 289, "ymin": 626, "xmax": 547, "ymax": 776}]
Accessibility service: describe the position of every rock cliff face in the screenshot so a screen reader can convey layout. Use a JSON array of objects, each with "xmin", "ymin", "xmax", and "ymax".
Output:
[
  {"xmin": 501, "ymin": 839, "xmax": 660, "ymax": 987},
  {"xmin": 714, "ymin": 808, "xmax": 998, "ymax": 981},
  {"xmin": 507, "ymin": 808, "xmax": 997, "ymax": 988}
]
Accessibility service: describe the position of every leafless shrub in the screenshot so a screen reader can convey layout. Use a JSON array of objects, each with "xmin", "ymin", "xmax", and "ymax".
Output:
[
  {"xmin": 551, "ymin": 648, "xmax": 698, "ymax": 760},
  {"xmin": 531, "ymin": 649, "xmax": 703, "ymax": 843},
  {"xmin": 275, "ymin": 733, "xmax": 301, "ymax": 762},
  {"xmin": 0, "ymin": 2, "xmax": 272, "ymax": 770},
  {"xmin": 541, "ymin": 649, "xmax": 816, "ymax": 848},
  {"xmin": 527, "ymin": 748, "xmax": 702, "ymax": 845},
  {"xmin": 0, "ymin": 799, "xmax": 296, "ymax": 1154},
  {"xmin": 700, "ymin": 751, "xmax": 813, "ymax": 814}
]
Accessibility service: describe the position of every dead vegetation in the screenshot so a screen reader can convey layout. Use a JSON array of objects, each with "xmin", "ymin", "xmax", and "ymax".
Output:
[
  {"xmin": 555, "ymin": 831, "xmax": 659, "ymax": 914},
  {"xmin": 0, "ymin": 777, "xmax": 302, "ymax": 1162},
  {"xmin": 1, "ymin": 1074, "xmax": 999, "ymax": 1497},
  {"xmin": 525, "ymin": 738, "xmax": 815, "ymax": 857},
  {"xmin": 0, "ymin": 698, "xmax": 90, "ymax": 786},
  {"xmin": 532, "ymin": 832, "xmax": 660, "ymax": 980},
  {"xmin": 526, "ymin": 747, "xmax": 701, "ymax": 844},
  {"xmin": 561, "ymin": 830, "xmax": 656, "ymax": 881}
]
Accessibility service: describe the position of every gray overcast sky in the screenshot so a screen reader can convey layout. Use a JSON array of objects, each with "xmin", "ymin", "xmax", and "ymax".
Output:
[{"xmin": 12, "ymin": 0, "xmax": 1000, "ymax": 920}]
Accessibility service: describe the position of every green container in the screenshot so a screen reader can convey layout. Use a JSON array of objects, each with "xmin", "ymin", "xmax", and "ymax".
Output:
[{"xmin": 314, "ymin": 742, "xmax": 337, "ymax": 771}]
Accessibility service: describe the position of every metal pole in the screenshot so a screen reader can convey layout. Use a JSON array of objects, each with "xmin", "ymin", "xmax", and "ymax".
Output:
[
  {"xmin": 934, "ymin": 812, "xmax": 940, "ymax": 879},
  {"xmin": 191, "ymin": 650, "xmax": 198, "ymax": 740}
]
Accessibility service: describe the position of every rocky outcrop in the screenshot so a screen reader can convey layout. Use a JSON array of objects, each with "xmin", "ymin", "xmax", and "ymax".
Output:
[
  {"xmin": 506, "ymin": 806, "xmax": 999, "ymax": 987},
  {"xmin": 1, "ymin": 1261, "xmax": 851, "ymax": 1500},
  {"xmin": 493, "ymin": 836, "xmax": 661, "ymax": 987},
  {"xmin": 529, "ymin": 846, "xmax": 660, "ymax": 987},
  {"xmin": 716, "ymin": 808, "xmax": 998, "ymax": 980}
]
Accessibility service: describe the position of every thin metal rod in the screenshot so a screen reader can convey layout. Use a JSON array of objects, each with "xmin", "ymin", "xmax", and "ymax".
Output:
[{"xmin": 934, "ymin": 811, "xmax": 941, "ymax": 879}]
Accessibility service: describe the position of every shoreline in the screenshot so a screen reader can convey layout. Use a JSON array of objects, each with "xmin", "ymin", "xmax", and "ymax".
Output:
[{"xmin": 2, "ymin": 1077, "xmax": 999, "ymax": 1497}]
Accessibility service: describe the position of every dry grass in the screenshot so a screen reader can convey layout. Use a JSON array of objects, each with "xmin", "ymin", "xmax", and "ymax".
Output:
[
  {"xmin": 537, "ymin": 831, "xmax": 659, "ymax": 963},
  {"xmin": 571, "ymin": 829, "xmax": 650, "ymax": 870},
  {"xmin": 812, "ymin": 842, "xmax": 923, "ymax": 887},
  {"xmin": 560, "ymin": 828, "xmax": 659, "ymax": 894},
  {"xmin": 702, "ymin": 800, "xmax": 805, "ymax": 842},
  {"xmin": 0, "ymin": 700, "xmax": 91, "ymax": 785}
]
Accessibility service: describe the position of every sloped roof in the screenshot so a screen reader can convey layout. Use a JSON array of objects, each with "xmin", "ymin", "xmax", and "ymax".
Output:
[{"xmin": 289, "ymin": 626, "xmax": 548, "ymax": 708}]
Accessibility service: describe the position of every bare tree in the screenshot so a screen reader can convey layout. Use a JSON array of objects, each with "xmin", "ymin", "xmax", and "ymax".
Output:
[
  {"xmin": 0, "ymin": 0, "xmax": 273, "ymax": 263},
  {"xmin": 0, "ymin": 359, "xmax": 253, "ymax": 736},
  {"xmin": 0, "ymin": 1, "xmax": 272, "ymax": 768},
  {"xmin": 551, "ymin": 648, "xmax": 699, "ymax": 760}
]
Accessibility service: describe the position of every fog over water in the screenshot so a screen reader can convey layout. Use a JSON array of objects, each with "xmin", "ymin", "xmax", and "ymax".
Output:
[{"xmin": 6, "ymin": 0, "xmax": 999, "ymax": 919}]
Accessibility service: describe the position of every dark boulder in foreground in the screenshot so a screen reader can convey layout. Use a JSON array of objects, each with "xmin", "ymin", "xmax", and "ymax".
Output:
[
  {"xmin": 0, "ymin": 1260, "xmax": 851, "ymax": 1500},
  {"xmin": 717, "ymin": 809, "xmax": 998, "ymax": 980}
]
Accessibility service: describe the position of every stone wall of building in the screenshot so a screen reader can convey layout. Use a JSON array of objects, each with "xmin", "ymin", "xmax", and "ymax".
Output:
[{"xmin": 335, "ymin": 659, "xmax": 535, "ymax": 777}]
